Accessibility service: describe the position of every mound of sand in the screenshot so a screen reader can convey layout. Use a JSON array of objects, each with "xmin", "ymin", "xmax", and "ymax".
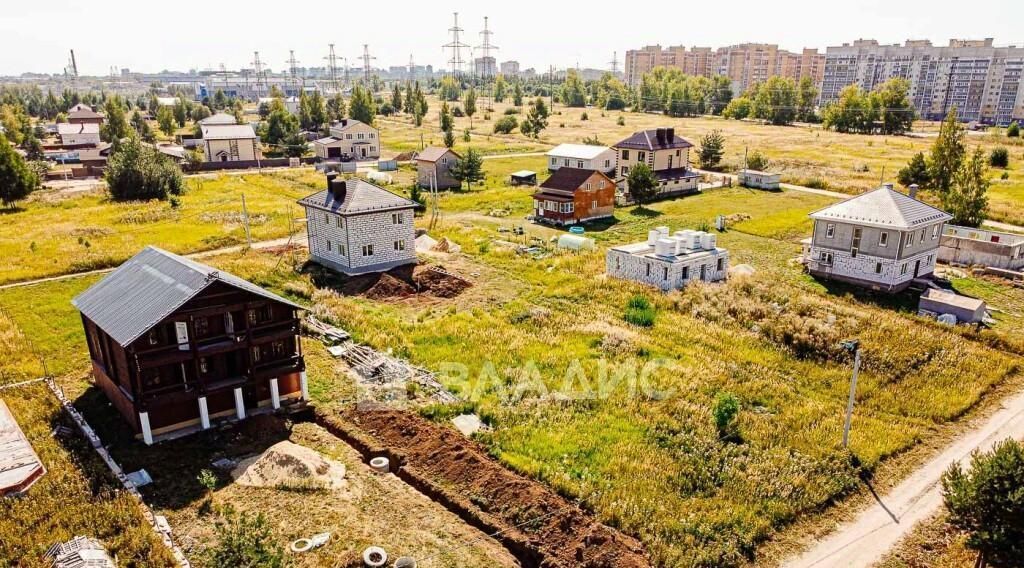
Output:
[
  {"xmin": 431, "ymin": 237, "xmax": 462, "ymax": 253},
  {"xmin": 232, "ymin": 441, "xmax": 347, "ymax": 490}
]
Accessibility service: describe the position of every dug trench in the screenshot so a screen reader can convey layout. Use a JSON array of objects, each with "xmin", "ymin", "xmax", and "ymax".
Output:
[{"xmin": 315, "ymin": 406, "xmax": 650, "ymax": 568}]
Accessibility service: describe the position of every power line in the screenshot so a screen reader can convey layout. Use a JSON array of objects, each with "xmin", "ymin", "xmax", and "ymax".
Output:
[
  {"xmin": 443, "ymin": 12, "xmax": 469, "ymax": 79},
  {"xmin": 324, "ymin": 44, "xmax": 339, "ymax": 93}
]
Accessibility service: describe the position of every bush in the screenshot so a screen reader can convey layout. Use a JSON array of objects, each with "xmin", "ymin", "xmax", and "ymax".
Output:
[
  {"xmin": 207, "ymin": 510, "xmax": 286, "ymax": 568},
  {"xmin": 1007, "ymin": 121, "xmax": 1020, "ymax": 137},
  {"xmin": 452, "ymin": 106, "xmax": 465, "ymax": 117},
  {"xmin": 580, "ymin": 111, "xmax": 588, "ymax": 121},
  {"xmin": 801, "ymin": 177, "xmax": 829, "ymax": 190},
  {"xmin": 616, "ymin": 115, "xmax": 625, "ymax": 126},
  {"xmin": 745, "ymin": 150, "xmax": 771, "ymax": 172},
  {"xmin": 493, "ymin": 115, "xmax": 518, "ymax": 134},
  {"xmin": 713, "ymin": 392, "xmax": 740, "ymax": 439},
  {"xmin": 990, "ymin": 146, "xmax": 1009, "ymax": 168},
  {"xmin": 503, "ymin": 107, "xmax": 520, "ymax": 115},
  {"xmin": 623, "ymin": 295, "xmax": 656, "ymax": 327}
]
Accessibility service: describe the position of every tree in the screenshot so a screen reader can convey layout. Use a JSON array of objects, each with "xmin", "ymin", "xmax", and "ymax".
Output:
[
  {"xmin": 326, "ymin": 93, "xmax": 346, "ymax": 123},
  {"xmin": 930, "ymin": 108, "xmax": 967, "ymax": 196},
  {"xmin": 443, "ymin": 129, "xmax": 455, "ymax": 149},
  {"xmin": 212, "ymin": 89, "xmax": 227, "ymax": 110},
  {"xmin": 897, "ymin": 151, "xmax": 931, "ymax": 188},
  {"xmin": 156, "ymin": 106, "xmax": 176, "ymax": 137},
  {"xmin": 520, "ymin": 98, "xmax": 548, "ymax": 139},
  {"xmin": 512, "ymin": 82, "xmax": 524, "ymax": 107},
  {"xmin": 752, "ymin": 77, "xmax": 797, "ymax": 125},
  {"xmin": 493, "ymin": 75, "xmax": 508, "ymax": 103},
  {"xmin": 796, "ymin": 77, "xmax": 819, "ymax": 123},
  {"xmin": 722, "ymin": 97, "xmax": 752, "ymax": 120},
  {"xmin": 207, "ymin": 510, "xmax": 287, "ymax": 568},
  {"xmin": 404, "ymin": 82, "xmax": 415, "ymax": 114},
  {"xmin": 105, "ymin": 134, "xmax": 185, "ymax": 201},
  {"xmin": 308, "ymin": 90, "xmax": 326, "ymax": 132},
  {"xmin": 942, "ymin": 438, "xmax": 1024, "ymax": 567},
  {"xmin": 412, "ymin": 82, "xmax": 428, "ymax": 127},
  {"xmin": 561, "ymin": 69, "xmax": 587, "ymax": 107},
  {"xmin": 713, "ymin": 392, "xmax": 740, "ymax": 439},
  {"xmin": 626, "ymin": 163, "xmax": 658, "ymax": 208},
  {"xmin": 391, "ymin": 83, "xmax": 403, "ymax": 115},
  {"xmin": 450, "ymin": 148, "xmax": 484, "ymax": 190},
  {"xmin": 130, "ymin": 110, "xmax": 156, "ymax": 143},
  {"xmin": 463, "ymin": 87, "xmax": 477, "ymax": 129},
  {"xmin": 989, "ymin": 147, "xmax": 1009, "ymax": 168},
  {"xmin": 874, "ymin": 79, "xmax": 915, "ymax": 134},
  {"xmin": 698, "ymin": 130, "xmax": 725, "ymax": 170},
  {"xmin": 0, "ymin": 104, "xmax": 30, "ymax": 145},
  {"xmin": 172, "ymin": 97, "xmax": 188, "ymax": 127},
  {"xmin": 822, "ymin": 85, "xmax": 879, "ymax": 134},
  {"xmin": 1007, "ymin": 121, "xmax": 1020, "ymax": 138},
  {"xmin": 943, "ymin": 147, "xmax": 989, "ymax": 227},
  {"xmin": 262, "ymin": 99, "xmax": 300, "ymax": 148},
  {"xmin": 348, "ymin": 85, "xmax": 376, "ymax": 125},
  {"xmin": 100, "ymin": 97, "xmax": 130, "ymax": 142},
  {"xmin": 493, "ymin": 115, "xmax": 517, "ymax": 134},
  {"xmin": 0, "ymin": 134, "xmax": 39, "ymax": 207},
  {"xmin": 439, "ymin": 101, "xmax": 454, "ymax": 133},
  {"xmin": 746, "ymin": 150, "xmax": 770, "ymax": 172},
  {"xmin": 298, "ymin": 90, "xmax": 313, "ymax": 131},
  {"xmin": 438, "ymin": 76, "xmax": 461, "ymax": 101}
]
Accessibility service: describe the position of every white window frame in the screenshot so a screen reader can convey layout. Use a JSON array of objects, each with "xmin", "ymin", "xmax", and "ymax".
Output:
[
  {"xmin": 879, "ymin": 231, "xmax": 889, "ymax": 247},
  {"xmin": 362, "ymin": 244, "xmax": 374, "ymax": 257},
  {"xmin": 825, "ymin": 223, "xmax": 835, "ymax": 238}
]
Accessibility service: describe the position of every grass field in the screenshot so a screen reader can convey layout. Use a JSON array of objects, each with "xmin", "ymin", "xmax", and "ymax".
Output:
[
  {"xmin": 4, "ymin": 154, "xmax": 1022, "ymax": 565},
  {"xmin": 378, "ymin": 96, "xmax": 1024, "ymax": 226}
]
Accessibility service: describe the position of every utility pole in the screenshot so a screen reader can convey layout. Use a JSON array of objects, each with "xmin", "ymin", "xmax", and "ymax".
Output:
[
  {"xmin": 476, "ymin": 16, "xmax": 498, "ymax": 110},
  {"xmin": 609, "ymin": 51, "xmax": 620, "ymax": 74},
  {"xmin": 443, "ymin": 12, "xmax": 469, "ymax": 79},
  {"xmin": 286, "ymin": 50, "xmax": 301, "ymax": 91},
  {"xmin": 251, "ymin": 51, "xmax": 265, "ymax": 99},
  {"xmin": 241, "ymin": 194, "xmax": 253, "ymax": 248},
  {"xmin": 325, "ymin": 44, "xmax": 339, "ymax": 93},
  {"xmin": 548, "ymin": 64, "xmax": 556, "ymax": 109},
  {"xmin": 841, "ymin": 340, "xmax": 861, "ymax": 449},
  {"xmin": 360, "ymin": 44, "xmax": 376, "ymax": 84},
  {"xmin": 408, "ymin": 54, "xmax": 416, "ymax": 82}
]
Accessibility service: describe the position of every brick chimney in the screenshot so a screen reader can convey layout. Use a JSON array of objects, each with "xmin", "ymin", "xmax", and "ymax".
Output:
[
  {"xmin": 666, "ymin": 127, "xmax": 675, "ymax": 143},
  {"xmin": 329, "ymin": 175, "xmax": 347, "ymax": 202},
  {"xmin": 655, "ymin": 128, "xmax": 666, "ymax": 145}
]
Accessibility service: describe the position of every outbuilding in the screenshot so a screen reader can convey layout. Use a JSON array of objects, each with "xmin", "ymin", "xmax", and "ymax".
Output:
[
  {"xmin": 510, "ymin": 170, "xmax": 537, "ymax": 186},
  {"xmin": 918, "ymin": 288, "xmax": 986, "ymax": 324},
  {"xmin": 738, "ymin": 169, "xmax": 781, "ymax": 190}
]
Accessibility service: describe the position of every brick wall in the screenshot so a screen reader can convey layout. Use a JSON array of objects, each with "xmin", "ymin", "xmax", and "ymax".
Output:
[{"xmin": 305, "ymin": 205, "xmax": 416, "ymax": 274}]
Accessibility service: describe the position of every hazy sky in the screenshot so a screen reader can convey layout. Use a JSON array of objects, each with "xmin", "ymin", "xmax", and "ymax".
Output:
[{"xmin": 2, "ymin": 0, "xmax": 1022, "ymax": 76}]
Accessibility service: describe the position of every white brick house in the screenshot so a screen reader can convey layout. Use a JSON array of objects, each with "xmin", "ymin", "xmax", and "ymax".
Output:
[
  {"xmin": 607, "ymin": 227, "xmax": 729, "ymax": 291},
  {"xmin": 801, "ymin": 184, "xmax": 952, "ymax": 292},
  {"xmin": 298, "ymin": 175, "xmax": 417, "ymax": 275}
]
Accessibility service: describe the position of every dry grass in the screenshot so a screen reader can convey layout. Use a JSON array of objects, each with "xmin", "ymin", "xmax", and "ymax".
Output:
[{"xmin": 877, "ymin": 511, "xmax": 977, "ymax": 568}]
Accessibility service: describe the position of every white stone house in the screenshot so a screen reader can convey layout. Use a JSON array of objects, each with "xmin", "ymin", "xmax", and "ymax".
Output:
[
  {"xmin": 57, "ymin": 122, "xmax": 100, "ymax": 146},
  {"xmin": 607, "ymin": 227, "xmax": 729, "ymax": 291},
  {"xmin": 546, "ymin": 143, "xmax": 616, "ymax": 174},
  {"xmin": 201, "ymin": 124, "xmax": 261, "ymax": 162},
  {"xmin": 313, "ymin": 119, "xmax": 380, "ymax": 161},
  {"xmin": 801, "ymin": 184, "xmax": 952, "ymax": 292},
  {"xmin": 298, "ymin": 175, "xmax": 417, "ymax": 275}
]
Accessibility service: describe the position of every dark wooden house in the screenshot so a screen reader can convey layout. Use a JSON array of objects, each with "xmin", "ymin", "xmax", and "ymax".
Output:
[{"xmin": 72, "ymin": 246, "xmax": 307, "ymax": 444}]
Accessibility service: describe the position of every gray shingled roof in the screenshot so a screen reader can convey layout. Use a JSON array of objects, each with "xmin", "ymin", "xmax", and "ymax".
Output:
[
  {"xmin": 297, "ymin": 179, "xmax": 416, "ymax": 215},
  {"xmin": 613, "ymin": 129, "xmax": 693, "ymax": 151},
  {"xmin": 71, "ymin": 247, "xmax": 304, "ymax": 347},
  {"xmin": 415, "ymin": 147, "xmax": 460, "ymax": 163},
  {"xmin": 809, "ymin": 186, "xmax": 952, "ymax": 230}
]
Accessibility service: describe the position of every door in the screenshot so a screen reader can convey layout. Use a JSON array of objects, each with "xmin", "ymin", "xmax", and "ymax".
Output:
[
  {"xmin": 361, "ymin": 147, "xmax": 367, "ymax": 158},
  {"xmin": 913, "ymin": 260, "xmax": 921, "ymax": 277},
  {"xmin": 851, "ymin": 228, "xmax": 862, "ymax": 258},
  {"xmin": 700, "ymin": 264, "xmax": 707, "ymax": 281},
  {"xmin": 328, "ymin": 147, "xmax": 341, "ymax": 158}
]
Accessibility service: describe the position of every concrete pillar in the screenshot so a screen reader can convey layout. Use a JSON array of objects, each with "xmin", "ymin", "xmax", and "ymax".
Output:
[
  {"xmin": 139, "ymin": 412, "xmax": 153, "ymax": 445},
  {"xmin": 198, "ymin": 397, "xmax": 210, "ymax": 429},
  {"xmin": 300, "ymin": 371, "xmax": 309, "ymax": 401},
  {"xmin": 270, "ymin": 378, "xmax": 281, "ymax": 409},
  {"xmin": 233, "ymin": 388, "xmax": 246, "ymax": 420}
]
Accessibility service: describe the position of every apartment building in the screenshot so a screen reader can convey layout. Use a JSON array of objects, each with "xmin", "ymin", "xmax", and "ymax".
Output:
[
  {"xmin": 820, "ymin": 38, "xmax": 1024, "ymax": 124},
  {"xmin": 625, "ymin": 43, "xmax": 824, "ymax": 93},
  {"xmin": 500, "ymin": 60, "xmax": 520, "ymax": 76}
]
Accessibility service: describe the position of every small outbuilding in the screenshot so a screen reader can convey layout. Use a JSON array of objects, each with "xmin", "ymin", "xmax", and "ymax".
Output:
[
  {"xmin": 738, "ymin": 169, "xmax": 781, "ymax": 190},
  {"xmin": 415, "ymin": 147, "xmax": 462, "ymax": 190},
  {"xmin": 918, "ymin": 288, "xmax": 987, "ymax": 324},
  {"xmin": 510, "ymin": 170, "xmax": 537, "ymax": 186},
  {"xmin": 0, "ymin": 400, "xmax": 46, "ymax": 496}
]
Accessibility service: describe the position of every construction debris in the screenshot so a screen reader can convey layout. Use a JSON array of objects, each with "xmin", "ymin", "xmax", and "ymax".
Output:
[
  {"xmin": 414, "ymin": 234, "xmax": 438, "ymax": 252},
  {"xmin": 231, "ymin": 441, "xmax": 348, "ymax": 491},
  {"xmin": 430, "ymin": 237, "xmax": 462, "ymax": 253},
  {"xmin": 451, "ymin": 414, "xmax": 484, "ymax": 436},
  {"xmin": 290, "ymin": 532, "xmax": 331, "ymax": 553},
  {"xmin": 46, "ymin": 536, "xmax": 115, "ymax": 568},
  {"xmin": 125, "ymin": 469, "xmax": 153, "ymax": 488},
  {"xmin": 0, "ymin": 399, "xmax": 46, "ymax": 497},
  {"xmin": 325, "ymin": 338, "xmax": 458, "ymax": 403}
]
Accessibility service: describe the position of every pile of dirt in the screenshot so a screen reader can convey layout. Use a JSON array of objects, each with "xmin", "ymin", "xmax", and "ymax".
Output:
[
  {"xmin": 337, "ymin": 408, "xmax": 649, "ymax": 568},
  {"xmin": 365, "ymin": 273, "xmax": 416, "ymax": 300},
  {"xmin": 412, "ymin": 266, "xmax": 472, "ymax": 298},
  {"xmin": 232, "ymin": 440, "xmax": 347, "ymax": 490},
  {"xmin": 431, "ymin": 237, "xmax": 462, "ymax": 253}
]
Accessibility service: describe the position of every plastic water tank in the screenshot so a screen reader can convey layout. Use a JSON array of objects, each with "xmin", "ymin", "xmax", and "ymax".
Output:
[{"xmin": 702, "ymin": 233, "xmax": 717, "ymax": 250}]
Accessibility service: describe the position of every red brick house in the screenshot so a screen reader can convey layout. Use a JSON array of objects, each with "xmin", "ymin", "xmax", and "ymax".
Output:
[
  {"xmin": 532, "ymin": 167, "xmax": 616, "ymax": 226},
  {"xmin": 72, "ymin": 247, "xmax": 307, "ymax": 444}
]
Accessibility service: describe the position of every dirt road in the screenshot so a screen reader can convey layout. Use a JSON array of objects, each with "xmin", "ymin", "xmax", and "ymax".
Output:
[{"xmin": 782, "ymin": 387, "xmax": 1024, "ymax": 568}]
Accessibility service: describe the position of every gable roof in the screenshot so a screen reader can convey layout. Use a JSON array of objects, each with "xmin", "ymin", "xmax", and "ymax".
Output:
[
  {"xmin": 613, "ymin": 129, "xmax": 693, "ymax": 151},
  {"xmin": 201, "ymin": 124, "xmax": 257, "ymax": 140},
  {"xmin": 68, "ymin": 107, "xmax": 103, "ymax": 120},
  {"xmin": 297, "ymin": 178, "xmax": 417, "ymax": 215},
  {"xmin": 330, "ymin": 118, "xmax": 374, "ymax": 132},
  {"xmin": 58, "ymin": 123, "xmax": 100, "ymax": 136},
  {"xmin": 546, "ymin": 143, "xmax": 612, "ymax": 160},
  {"xmin": 72, "ymin": 246, "xmax": 303, "ymax": 347},
  {"xmin": 415, "ymin": 146, "xmax": 460, "ymax": 163},
  {"xmin": 809, "ymin": 186, "xmax": 952, "ymax": 230},
  {"xmin": 540, "ymin": 167, "xmax": 607, "ymax": 192},
  {"xmin": 198, "ymin": 112, "xmax": 238, "ymax": 126}
]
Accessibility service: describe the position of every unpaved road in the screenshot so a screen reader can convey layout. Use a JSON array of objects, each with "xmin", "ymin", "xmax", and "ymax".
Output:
[{"xmin": 782, "ymin": 387, "xmax": 1024, "ymax": 568}]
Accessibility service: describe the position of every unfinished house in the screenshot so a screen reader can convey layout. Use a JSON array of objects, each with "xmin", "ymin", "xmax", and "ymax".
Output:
[
  {"xmin": 612, "ymin": 128, "xmax": 699, "ymax": 201},
  {"xmin": 607, "ymin": 227, "xmax": 729, "ymax": 291},
  {"xmin": 0, "ymin": 400, "xmax": 46, "ymax": 496},
  {"xmin": 299, "ymin": 174, "xmax": 417, "ymax": 275},
  {"xmin": 415, "ymin": 146, "xmax": 462, "ymax": 189},
  {"xmin": 72, "ymin": 247, "xmax": 307, "ymax": 444},
  {"xmin": 801, "ymin": 184, "xmax": 952, "ymax": 292},
  {"xmin": 532, "ymin": 167, "xmax": 616, "ymax": 226},
  {"xmin": 938, "ymin": 225, "xmax": 1024, "ymax": 271}
]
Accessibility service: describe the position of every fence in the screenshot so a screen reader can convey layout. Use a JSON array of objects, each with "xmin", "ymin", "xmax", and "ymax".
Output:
[{"xmin": 182, "ymin": 156, "xmax": 318, "ymax": 173}]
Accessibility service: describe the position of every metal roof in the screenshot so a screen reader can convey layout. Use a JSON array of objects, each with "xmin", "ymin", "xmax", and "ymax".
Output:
[
  {"xmin": 809, "ymin": 186, "xmax": 952, "ymax": 230},
  {"xmin": 200, "ymin": 124, "xmax": 257, "ymax": 140},
  {"xmin": 71, "ymin": 246, "xmax": 304, "ymax": 347},
  {"xmin": 298, "ymin": 179, "xmax": 416, "ymax": 215},
  {"xmin": 198, "ymin": 112, "xmax": 238, "ymax": 126},
  {"xmin": 613, "ymin": 129, "xmax": 693, "ymax": 151},
  {"xmin": 415, "ymin": 146, "xmax": 460, "ymax": 163},
  {"xmin": 58, "ymin": 123, "xmax": 99, "ymax": 135},
  {"xmin": 546, "ymin": 143, "xmax": 612, "ymax": 160}
]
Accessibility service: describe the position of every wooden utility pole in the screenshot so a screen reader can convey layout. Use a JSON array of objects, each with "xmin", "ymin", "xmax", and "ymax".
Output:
[
  {"xmin": 241, "ymin": 194, "xmax": 252, "ymax": 248},
  {"xmin": 841, "ymin": 340, "xmax": 861, "ymax": 449}
]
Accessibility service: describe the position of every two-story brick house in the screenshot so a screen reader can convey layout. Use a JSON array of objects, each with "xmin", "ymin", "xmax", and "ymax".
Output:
[
  {"xmin": 299, "ymin": 174, "xmax": 417, "ymax": 275},
  {"xmin": 612, "ymin": 128, "xmax": 700, "ymax": 201},
  {"xmin": 532, "ymin": 167, "xmax": 616, "ymax": 226},
  {"xmin": 72, "ymin": 247, "xmax": 307, "ymax": 444},
  {"xmin": 801, "ymin": 184, "xmax": 953, "ymax": 292}
]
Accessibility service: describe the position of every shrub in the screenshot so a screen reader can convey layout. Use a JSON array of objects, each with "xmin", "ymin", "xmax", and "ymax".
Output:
[
  {"xmin": 801, "ymin": 177, "xmax": 829, "ymax": 190},
  {"xmin": 493, "ymin": 115, "xmax": 518, "ymax": 134},
  {"xmin": 623, "ymin": 295, "xmax": 656, "ymax": 327},
  {"xmin": 990, "ymin": 147, "xmax": 1009, "ymax": 168},
  {"xmin": 207, "ymin": 510, "xmax": 286, "ymax": 568},
  {"xmin": 713, "ymin": 392, "xmax": 740, "ymax": 439},
  {"xmin": 1007, "ymin": 121, "xmax": 1019, "ymax": 137},
  {"xmin": 452, "ymin": 106, "xmax": 465, "ymax": 117},
  {"xmin": 580, "ymin": 112, "xmax": 588, "ymax": 121},
  {"xmin": 746, "ymin": 150, "xmax": 771, "ymax": 172},
  {"xmin": 616, "ymin": 116, "xmax": 625, "ymax": 126},
  {"xmin": 503, "ymin": 107, "xmax": 520, "ymax": 115}
]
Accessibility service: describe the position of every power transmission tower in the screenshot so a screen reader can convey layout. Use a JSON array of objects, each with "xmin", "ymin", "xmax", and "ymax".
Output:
[
  {"xmin": 408, "ymin": 54, "xmax": 415, "ymax": 82},
  {"xmin": 609, "ymin": 51, "xmax": 620, "ymax": 74},
  {"xmin": 443, "ymin": 12, "xmax": 469, "ymax": 79},
  {"xmin": 324, "ymin": 44, "xmax": 339, "ymax": 93},
  {"xmin": 476, "ymin": 16, "xmax": 498, "ymax": 110},
  {"xmin": 360, "ymin": 44, "xmax": 376, "ymax": 84},
  {"xmin": 286, "ymin": 50, "xmax": 302, "ymax": 91},
  {"xmin": 251, "ymin": 51, "xmax": 266, "ymax": 99}
]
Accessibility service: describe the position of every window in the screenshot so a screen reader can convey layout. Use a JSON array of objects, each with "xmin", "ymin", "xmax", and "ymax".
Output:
[
  {"xmin": 362, "ymin": 244, "xmax": 374, "ymax": 256},
  {"xmin": 901, "ymin": 263, "xmax": 909, "ymax": 275},
  {"xmin": 326, "ymin": 239, "xmax": 332, "ymax": 252},
  {"xmin": 199, "ymin": 357, "xmax": 209, "ymax": 374},
  {"xmin": 147, "ymin": 328, "xmax": 161, "ymax": 346},
  {"xmin": 621, "ymin": 150, "xmax": 630, "ymax": 161},
  {"xmin": 252, "ymin": 345, "xmax": 262, "ymax": 363},
  {"xmin": 585, "ymin": 182, "xmax": 592, "ymax": 191},
  {"xmin": 663, "ymin": 266, "xmax": 669, "ymax": 280},
  {"xmin": 932, "ymin": 225, "xmax": 939, "ymax": 239},
  {"xmin": 927, "ymin": 254, "xmax": 934, "ymax": 264},
  {"xmin": 394, "ymin": 240, "xmax": 405, "ymax": 251},
  {"xmin": 194, "ymin": 317, "xmax": 209, "ymax": 338},
  {"xmin": 369, "ymin": 132, "xmax": 375, "ymax": 139},
  {"xmin": 875, "ymin": 262, "xmax": 882, "ymax": 274},
  {"xmin": 920, "ymin": 229, "xmax": 926, "ymax": 242},
  {"xmin": 675, "ymin": 149, "xmax": 681, "ymax": 157},
  {"xmin": 604, "ymin": 159, "xmax": 611, "ymax": 168},
  {"xmin": 340, "ymin": 244, "xmax": 346, "ymax": 256},
  {"xmin": 357, "ymin": 133, "xmax": 365, "ymax": 140},
  {"xmin": 615, "ymin": 257, "xmax": 620, "ymax": 270},
  {"xmin": 591, "ymin": 200, "xmax": 597, "ymax": 210},
  {"xmin": 598, "ymin": 180, "xmax": 606, "ymax": 189},
  {"xmin": 819, "ymin": 251, "xmax": 834, "ymax": 264},
  {"xmin": 879, "ymin": 231, "xmax": 889, "ymax": 247},
  {"xmin": 336, "ymin": 217, "xmax": 343, "ymax": 228},
  {"xmin": 550, "ymin": 157, "xmax": 557, "ymax": 165},
  {"xmin": 638, "ymin": 151, "xmax": 646, "ymax": 162},
  {"xmin": 346, "ymin": 133, "xmax": 353, "ymax": 139},
  {"xmin": 646, "ymin": 263, "xmax": 651, "ymax": 277},
  {"xmin": 324, "ymin": 213, "xmax": 330, "ymax": 223},
  {"xmin": 826, "ymin": 223, "xmax": 835, "ymax": 238},
  {"xmin": 621, "ymin": 166, "xmax": 629, "ymax": 176},
  {"xmin": 577, "ymin": 160, "xmax": 584, "ymax": 168},
  {"xmin": 682, "ymin": 266, "xmax": 689, "ymax": 279},
  {"xmin": 564, "ymin": 158, "xmax": 570, "ymax": 167},
  {"xmin": 907, "ymin": 232, "xmax": 915, "ymax": 246},
  {"xmin": 440, "ymin": 157, "xmax": 448, "ymax": 165},
  {"xmin": 392, "ymin": 212, "xmax": 403, "ymax": 224},
  {"xmin": 717, "ymin": 258, "xmax": 724, "ymax": 271},
  {"xmin": 248, "ymin": 304, "xmax": 273, "ymax": 325}
]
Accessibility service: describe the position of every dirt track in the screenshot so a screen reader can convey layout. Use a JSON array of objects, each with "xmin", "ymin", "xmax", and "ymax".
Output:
[{"xmin": 318, "ymin": 407, "xmax": 650, "ymax": 568}]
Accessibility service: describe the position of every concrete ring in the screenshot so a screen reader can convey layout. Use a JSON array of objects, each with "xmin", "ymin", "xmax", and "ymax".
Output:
[
  {"xmin": 362, "ymin": 546, "xmax": 388, "ymax": 567},
  {"xmin": 369, "ymin": 456, "xmax": 389, "ymax": 473},
  {"xmin": 290, "ymin": 538, "xmax": 313, "ymax": 553}
]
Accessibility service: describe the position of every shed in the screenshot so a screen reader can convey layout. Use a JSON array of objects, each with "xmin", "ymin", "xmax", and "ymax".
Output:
[
  {"xmin": 510, "ymin": 170, "xmax": 537, "ymax": 186},
  {"xmin": 557, "ymin": 234, "xmax": 595, "ymax": 251},
  {"xmin": 738, "ymin": 169, "xmax": 781, "ymax": 190},
  {"xmin": 918, "ymin": 288, "xmax": 986, "ymax": 324},
  {"xmin": 0, "ymin": 400, "xmax": 46, "ymax": 496}
]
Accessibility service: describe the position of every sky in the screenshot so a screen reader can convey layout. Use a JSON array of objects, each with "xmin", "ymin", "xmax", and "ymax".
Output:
[{"xmin": 1, "ymin": 0, "xmax": 1022, "ymax": 76}]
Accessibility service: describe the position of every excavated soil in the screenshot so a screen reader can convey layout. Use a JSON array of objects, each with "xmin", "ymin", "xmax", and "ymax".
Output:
[
  {"xmin": 307, "ymin": 262, "xmax": 471, "ymax": 301},
  {"xmin": 323, "ymin": 407, "xmax": 649, "ymax": 568},
  {"xmin": 232, "ymin": 440, "xmax": 349, "ymax": 491}
]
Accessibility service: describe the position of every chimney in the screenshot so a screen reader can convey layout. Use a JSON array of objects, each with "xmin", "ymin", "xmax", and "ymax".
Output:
[
  {"xmin": 882, "ymin": 182, "xmax": 894, "ymax": 190},
  {"xmin": 330, "ymin": 177, "xmax": 347, "ymax": 202},
  {"xmin": 666, "ymin": 127, "xmax": 675, "ymax": 143},
  {"xmin": 908, "ymin": 184, "xmax": 919, "ymax": 199},
  {"xmin": 655, "ymin": 128, "xmax": 666, "ymax": 145}
]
